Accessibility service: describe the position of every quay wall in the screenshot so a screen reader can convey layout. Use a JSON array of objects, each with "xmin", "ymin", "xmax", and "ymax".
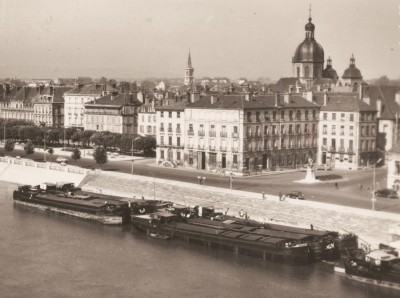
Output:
[
  {"xmin": 0, "ymin": 157, "xmax": 88, "ymax": 186},
  {"xmin": 82, "ymin": 171, "xmax": 400, "ymax": 249}
]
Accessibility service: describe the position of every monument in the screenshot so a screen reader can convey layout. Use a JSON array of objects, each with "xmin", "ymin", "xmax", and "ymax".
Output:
[{"xmin": 296, "ymin": 158, "xmax": 320, "ymax": 184}]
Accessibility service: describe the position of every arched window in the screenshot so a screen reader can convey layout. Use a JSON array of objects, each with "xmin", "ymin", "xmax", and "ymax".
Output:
[{"xmin": 304, "ymin": 66, "xmax": 309, "ymax": 78}]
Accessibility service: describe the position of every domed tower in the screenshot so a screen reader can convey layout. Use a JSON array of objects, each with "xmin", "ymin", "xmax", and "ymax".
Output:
[
  {"xmin": 342, "ymin": 54, "xmax": 363, "ymax": 90},
  {"xmin": 184, "ymin": 50, "xmax": 194, "ymax": 86},
  {"xmin": 292, "ymin": 12, "xmax": 324, "ymax": 88},
  {"xmin": 322, "ymin": 56, "xmax": 339, "ymax": 84}
]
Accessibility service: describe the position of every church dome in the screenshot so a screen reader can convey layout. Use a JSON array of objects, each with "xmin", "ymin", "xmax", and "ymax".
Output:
[
  {"xmin": 322, "ymin": 57, "xmax": 338, "ymax": 82},
  {"xmin": 293, "ymin": 17, "xmax": 324, "ymax": 63},
  {"xmin": 342, "ymin": 55, "xmax": 363, "ymax": 79}
]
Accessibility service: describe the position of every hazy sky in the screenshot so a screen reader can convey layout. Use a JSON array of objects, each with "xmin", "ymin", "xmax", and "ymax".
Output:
[{"xmin": 0, "ymin": 0, "xmax": 398, "ymax": 80}]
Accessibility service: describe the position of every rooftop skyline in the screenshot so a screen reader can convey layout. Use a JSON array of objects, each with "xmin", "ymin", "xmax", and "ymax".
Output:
[{"xmin": 0, "ymin": 0, "xmax": 398, "ymax": 80}]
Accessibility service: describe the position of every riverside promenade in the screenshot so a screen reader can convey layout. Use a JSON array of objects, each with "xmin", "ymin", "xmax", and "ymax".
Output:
[{"xmin": 0, "ymin": 157, "xmax": 399, "ymax": 249}]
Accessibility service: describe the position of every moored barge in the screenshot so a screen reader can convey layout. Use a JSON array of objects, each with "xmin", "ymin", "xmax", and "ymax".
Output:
[
  {"xmin": 131, "ymin": 212, "xmax": 312, "ymax": 265},
  {"xmin": 13, "ymin": 183, "xmax": 131, "ymax": 225}
]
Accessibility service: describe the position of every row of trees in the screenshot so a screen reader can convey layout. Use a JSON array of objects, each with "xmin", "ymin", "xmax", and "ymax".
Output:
[{"xmin": 0, "ymin": 120, "xmax": 156, "ymax": 156}]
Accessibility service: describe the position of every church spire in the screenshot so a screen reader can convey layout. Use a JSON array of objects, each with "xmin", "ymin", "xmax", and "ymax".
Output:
[
  {"xmin": 184, "ymin": 49, "xmax": 194, "ymax": 86},
  {"xmin": 305, "ymin": 5, "xmax": 315, "ymax": 39},
  {"xmin": 187, "ymin": 49, "xmax": 192, "ymax": 68}
]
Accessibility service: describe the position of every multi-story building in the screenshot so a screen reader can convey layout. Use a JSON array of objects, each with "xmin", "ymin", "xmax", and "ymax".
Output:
[
  {"xmin": 138, "ymin": 100, "xmax": 156, "ymax": 136},
  {"xmin": 31, "ymin": 86, "xmax": 72, "ymax": 127},
  {"xmin": 387, "ymin": 145, "xmax": 400, "ymax": 191},
  {"xmin": 84, "ymin": 92, "xmax": 141, "ymax": 134},
  {"xmin": 183, "ymin": 92, "xmax": 320, "ymax": 173},
  {"xmin": 317, "ymin": 92, "xmax": 377, "ymax": 169},
  {"xmin": 0, "ymin": 86, "xmax": 40, "ymax": 122},
  {"xmin": 63, "ymin": 84, "xmax": 115, "ymax": 128},
  {"xmin": 155, "ymin": 98, "xmax": 187, "ymax": 166}
]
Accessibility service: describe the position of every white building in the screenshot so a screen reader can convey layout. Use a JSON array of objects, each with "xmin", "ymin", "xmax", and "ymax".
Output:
[{"xmin": 138, "ymin": 101, "xmax": 157, "ymax": 136}]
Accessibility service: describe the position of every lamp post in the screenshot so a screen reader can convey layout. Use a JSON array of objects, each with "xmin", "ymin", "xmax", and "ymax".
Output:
[
  {"xmin": 229, "ymin": 173, "xmax": 233, "ymax": 190},
  {"xmin": 131, "ymin": 136, "xmax": 141, "ymax": 174},
  {"xmin": 371, "ymin": 158, "xmax": 383, "ymax": 211}
]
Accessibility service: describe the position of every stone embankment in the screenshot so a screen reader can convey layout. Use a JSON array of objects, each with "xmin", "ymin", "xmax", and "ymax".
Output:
[{"xmin": 82, "ymin": 171, "xmax": 400, "ymax": 249}]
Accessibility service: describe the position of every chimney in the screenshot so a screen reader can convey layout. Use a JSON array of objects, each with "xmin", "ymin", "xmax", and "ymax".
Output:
[
  {"xmin": 359, "ymin": 83, "xmax": 365, "ymax": 100},
  {"xmin": 323, "ymin": 90, "xmax": 328, "ymax": 106},
  {"xmin": 190, "ymin": 90, "xmax": 199, "ymax": 103},
  {"xmin": 283, "ymin": 93, "xmax": 290, "ymax": 104},
  {"xmin": 362, "ymin": 97, "xmax": 370, "ymax": 106},
  {"xmin": 274, "ymin": 93, "xmax": 279, "ymax": 107},
  {"xmin": 376, "ymin": 97, "xmax": 382, "ymax": 118},
  {"xmin": 395, "ymin": 92, "xmax": 400, "ymax": 106}
]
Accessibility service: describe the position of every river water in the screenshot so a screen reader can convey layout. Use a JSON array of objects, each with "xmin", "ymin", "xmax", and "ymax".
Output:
[{"xmin": 0, "ymin": 182, "xmax": 397, "ymax": 298}]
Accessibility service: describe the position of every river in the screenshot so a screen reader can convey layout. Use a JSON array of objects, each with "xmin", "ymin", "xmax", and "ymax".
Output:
[{"xmin": 0, "ymin": 181, "xmax": 397, "ymax": 298}]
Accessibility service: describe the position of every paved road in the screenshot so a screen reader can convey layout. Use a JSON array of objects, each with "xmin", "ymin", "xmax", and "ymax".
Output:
[{"xmin": 4, "ymin": 148, "xmax": 400, "ymax": 214}]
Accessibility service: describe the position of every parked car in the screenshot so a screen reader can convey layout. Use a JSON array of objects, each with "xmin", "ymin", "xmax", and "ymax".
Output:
[
  {"xmin": 374, "ymin": 189, "xmax": 399, "ymax": 199},
  {"xmin": 316, "ymin": 164, "xmax": 331, "ymax": 171},
  {"xmin": 286, "ymin": 191, "xmax": 306, "ymax": 200},
  {"xmin": 56, "ymin": 157, "xmax": 68, "ymax": 163}
]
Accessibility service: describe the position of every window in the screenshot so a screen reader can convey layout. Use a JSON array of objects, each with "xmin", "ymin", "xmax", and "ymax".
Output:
[
  {"xmin": 209, "ymin": 153, "xmax": 217, "ymax": 164},
  {"xmin": 233, "ymin": 126, "xmax": 238, "ymax": 133},
  {"xmin": 304, "ymin": 124, "xmax": 308, "ymax": 133},
  {"xmin": 323, "ymin": 138, "xmax": 327, "ymax": 145},
  {"xmin": 361, "ymin": 126, "xmax": 365, "ymax": 136},
  {"xmin": 332, "ymin": 125, "xmax": 336, "ymax": 135},
  {"xmin": 350, "ymin": 114, "xmax": 354, "ymax": 121},
  {"xmin": 296, "ymin": 124, "xmax": 301, "ymax": 134},
  {"xmin": 296, "ymin": 111, "xmax": 301, "ymax": 120},
  {"xmin": 264, "ymin": 125, "xmax": 269, "ymax": 135},
  {"xmin": 304, "ymin": 66, "xmax": 309, "ymax": 77},
  {"xmin": 177, "ymin": 137, "xmax": 180, "ymax": 147},
  {"xmin": 341, "ymin": 113, "xmax": 345, "ymax": 121},
  {"xmin": 160, "ymin": 150, "xmax": 164, "ymax": 159},
  {"xmin": 396, "ymin": 161, "xmax": 400, "ymax": 174},
  {"xmin": 177, "ymin": 152, "xmax": 181, "ymax": 160},
  {"xmin": 366, "ymin": 126, "xmax": 370, "ymax": 136},
  {"xmin": 233, "ymin": 155, "xmax": 237, "ymax": 165},
  {"xmin": 256, "ymin": 112, "xmax": 260, "ymax": 122},
  {"xmin": 372, "ymin": 126, "xmax": 376, "ymax": 136},
  {"xmin": 272, "ymin": 125, "xmax": 277, "ymax": 135},
  {"xmin": 323, "ymin": 125, "xmax": 327, "ymax": 134},
  {"xmin": 147, "ymin": 126, "xmax": 152, "ymax": 133},
  {"xmin": 264, "ymin": 111, "xmax": 269, "ymax": 121},
  {"xmin": 349, "ymin": 140, "xmax": 353, "ymax": 150},
  {"xmin": 177, "ymin": 112, "xmax": 180, "ymax": 118},
  {"xmin": 332, "ymin": 113, "xmax": 336, "ymax": 120},
  {"xmin": 313, "ymin": 110, "xmax": 316, "ymax": 120},
  {"xmin": 281, "ymin": 110, "xmax": 285, "ymax": 120},
  {"xmin": 289, "ymin": 124, "xmax": 293, "ymax": 134},
  {"xmin": 168, "ymin": 111, "xmax": 172, "ymax": 118},
  {"xmin": 305, "ymin": 111, "xmax": 309, "ymax": 120},
  {"xmin": 273, "ymin": 111, "xmax": 277, "ymax": 121},
  {"xmin": 140, "ymin": 125, "xmax": 144, "ymax": 133},
  {"xmin": 340, "ymin": 126, "xmax": 344, "ymax": 135},
  {"xmin": 349, "ymin": 126, "xmax": 354, "ymax": 136},
  {"xmin": 289, "ymin": 111, "xmax": 293, "ymax": 120},
  {"xmin": 169, "ymin": 136, "xmax": 172, "ymax": 146},
  {"xmin": 160, "ymin": 136, "xmax": 164, "ymax": 145},
  {"xmin": 168, "ymin": 123, "xmax": 172, "ymax": 132},
  {"xmin": 189, "ymin": 124, "xmax": 193, "ymax": 132},
  {"xmin": 160, "ymin": 111, "xmax": 164, "ymax": 118},
  {"xmin": 177, "ymin": 123, "xmax": 181, "ymax": 132},
  {"xmin": 160, "ymin": 123, "xmax": 164, "ymax": 132},
  {"xmin": 148, "ymin": 115, "xmax": 151, "ymax": 122},
  {"xmin": 247, "ymin": 112, "xmax": 251, "ymax": 122},
  {"xmin": 312, "ymin": 123, "xmax": 316, "ymax": 133}
]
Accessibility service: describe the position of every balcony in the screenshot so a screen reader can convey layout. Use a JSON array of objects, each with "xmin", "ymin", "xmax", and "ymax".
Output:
[
  {"xmin": 176, "ymin": 128, "xmax": 181, "ymax": 134},
  {"xmin": 168, "ymin": 128, "xmax": 173, "ymax": 133},
  {"xmin": 330, "ymin": 146, "xmax": 336, "ymax": 152},
  {"xmin": 220, "ymin": 146, "xmax": 227, "ymax": 152},
  {"xmin": 198, "ymin": 130, "xmax": 205, "ymax": 137},
  {"xmin": 232, "ymin": 132, "xmax": 239, "ymax": 138},
  {"xmin": 321, "ymin": 145, "xmax": 327, "ymax": 151},
  {"xmin": 232, "ymin": 147, "xmax": 238, "ymax": 152},
  {"xmin": 160, "ymin": 128, "xmax": 165, "ymax": 132},
  {"xmin": 347, "ymin": 148, "xmax": 354, "ymax": 154},
  {"xmin": 198, "ymin": 145, "xmax": 205, "ymax": 150},
  {"xmin": 209, "ymin": 146, "xmax": 216, "ymax": 151},
  {"xmin": 209, "ymin": 131, "xmax": 216, "ymax": 137},
  {"xmin": 187, "ymin": 144, "xmax": 194, "ymax": 149},
  {"xmin": 339, "ymin": 147, "xmax": 345, "ymax": 153},
  {"xmin": 188, "ymin": 130, "xmax": 194, "ymax": 136},
  {"xmin": 220, "ymin": 132, "xmax": 227, "ymax": 138}
]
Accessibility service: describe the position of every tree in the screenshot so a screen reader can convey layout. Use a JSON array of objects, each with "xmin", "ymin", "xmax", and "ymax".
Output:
[
  {"xmin": 65, "ymin": 128, "xmax": 75, "ymax": 146},
  {"xmin": 47, "ymin": 148, "xmax": 54, "ymax": 162},
  {"xmin": 71, "ymin": 148, "xmax": 81, "ymax": 165},
  {"xmin": 4, "ymin": 140, "xmax": 14, "ymax": 155},
  {"xmin": 140, "ymin": 136, "xmax": 156, "ymax": 157},
  {"xmin": 71, "ymin": 131, "xmax": 82, "ymax": 146},
  {"xmin": 24, "ymin": 141, "xmax": 35, "ymax": 156},
  {"xmin": 82, "ymin": 130, "xmax": 95, "ymax": 147},
  {"xmin": 93, "ymin": 146, "xmax": 107, "ymax": 169}
]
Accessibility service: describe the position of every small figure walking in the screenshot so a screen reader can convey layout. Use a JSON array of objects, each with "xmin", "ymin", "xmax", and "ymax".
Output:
[
  {"xmin": 335, "ymin": 182, "xmax": 339, "ymax": 189},
  {"xmin": 279, "ymin": 192, "xmax": 283, "ymax": 201},
  {"xmin": 359, "ymin": 184, "xmax": 363, "ymax": 190},
  {"xmin": 262, "ymin": 191, "xmax": 266, "ymax": 200}
]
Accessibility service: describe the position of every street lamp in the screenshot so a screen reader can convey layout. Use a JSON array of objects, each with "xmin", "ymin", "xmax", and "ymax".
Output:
[
  {"xmin": 197, "ymin": 176, "xmax": 206, "ymax": 185},
  {"xmin": 131, "ymin": 136, "xmax": 141, "ymax": 174},
  {"xmin": 371, "ymin": 158, "xmax": 383, "ymax": 211},
  {"xmin": 149, "ymin": 172, "xmax": 156, "ymax": 201},
  {"xmin": 229, "ymin": 173, "xmax": 233, "ymax": 190}
]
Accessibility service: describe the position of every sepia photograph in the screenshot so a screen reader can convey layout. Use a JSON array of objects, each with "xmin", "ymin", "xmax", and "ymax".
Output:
[{"xmin": 0, "ymin": 0, "xmax": 399, "ymax": 297}]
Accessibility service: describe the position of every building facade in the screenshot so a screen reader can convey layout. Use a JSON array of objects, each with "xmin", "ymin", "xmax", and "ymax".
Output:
[
  {"xmin": 63, "ymin": 84, "xmax": 115, "ymax": 128},
  {"xmin": 317, "ymin": 93, "xmax": 378, "ymax": 169},
  {"xmin": 138, "ymin": 101, "xmax": 157, "ymax": 136},
  {"xmin": 84, "ymin": 92, "xmax": 141, "ymax": 134}
]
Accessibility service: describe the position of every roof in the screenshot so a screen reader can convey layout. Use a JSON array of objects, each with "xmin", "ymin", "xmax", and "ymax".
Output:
[
  {"xmin": 272, "ymin": 78, "xmax": 300, "ymax": 93},
  {"xmin": 155, "ymin": 100, "xmax": 188, "ymax": 111},
  {"xmin": 187, "ymin": 94, "xmax": 319, "ymax": 110},
  {"xmin": 342, "ymin": 65, "xmax": 363, "ymax": 79},
  {"xmin": 365, "ymin": 85, "xmax": 400, "ymax": 119},
  {"xmin": 31, "ymin": 86, "xmax": 72, "ymax": 103},
  {"xmin": 85, "ymin": 93, "xmax": 142, "ymax": 107},
  {"xmin": 64, "ymin": 84, "xmax": 115, "ymax": 96},
  {"xmin": 314, "ymin": 93, "xmax": 377, "ymax": 112}
]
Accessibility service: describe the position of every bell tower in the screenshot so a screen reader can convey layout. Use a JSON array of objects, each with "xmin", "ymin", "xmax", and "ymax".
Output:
[{"xmin": 184, "ymin": 50, "xmax": 194, "ymax": 86}]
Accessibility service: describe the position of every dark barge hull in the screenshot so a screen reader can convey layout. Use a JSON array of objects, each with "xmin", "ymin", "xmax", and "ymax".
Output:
[
  {"xmin": 346, "ymin": 274, "xmax": 400, "ymax": 291},
  {"xmin": 13, "ymin": 190, "xmax": 129, "ymax": 225},
  {"xmin": 132, "ymin": 219, "xmax": 311, "ymax": 265}
]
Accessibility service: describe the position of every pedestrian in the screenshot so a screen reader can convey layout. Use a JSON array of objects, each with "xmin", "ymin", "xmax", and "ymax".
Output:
[
  {"xmin": 335, "ymin": 182, "xmax": 339, "ymax": 189},
  {"xmin": 262, "ymin": 191, "xmax": 266, "ymax": 200},
  {"xmin": 279, "ymin": 192, "xmax": 282, "ymax": 201},
  {"xmin": 359, "ymin": 184, "xmax": 363, "ymax": 190}
]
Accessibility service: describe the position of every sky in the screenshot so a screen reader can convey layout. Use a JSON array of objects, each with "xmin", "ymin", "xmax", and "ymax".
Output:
[{"xmin": 0, "ymin": 0, "xmax": 399, "ymax": 81}]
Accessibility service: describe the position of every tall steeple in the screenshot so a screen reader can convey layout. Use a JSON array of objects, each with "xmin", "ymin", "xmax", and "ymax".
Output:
[{"xmin": 184, "ymin": 49, "xmax": 194, "ymax": 86}]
